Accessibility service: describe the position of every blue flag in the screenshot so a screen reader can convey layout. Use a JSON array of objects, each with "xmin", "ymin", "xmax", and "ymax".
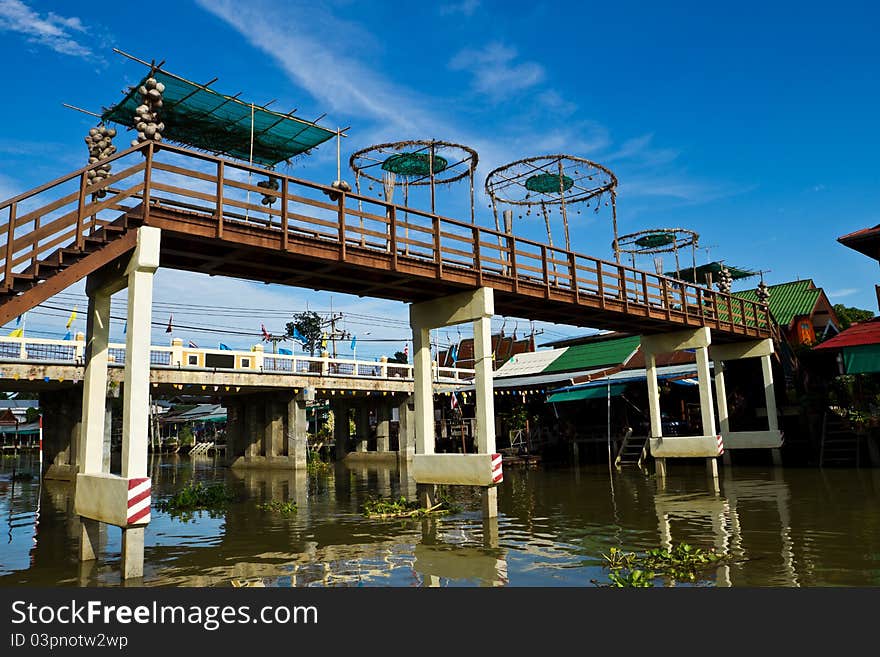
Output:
[
  {"xmin": 450, "ymin": 343, "xmax": 458, "ymax": 364},
  {"xmin": 278, "ymin": 348, "xmax": 293, "ymax": 355},
  {"xmin": 219, "ymin": 343, "xmax": 231, "ymax": 351},
  {"xmin": 350, "ymin": 336, "xmax": 357, "ymax": 351},
  {"xmin": 63, "ymin": 330, "xmax": 71, "ymax": 341},
  {"xmin": 291, "ymin": 327, "xmax": 307, "ymax": 344}
]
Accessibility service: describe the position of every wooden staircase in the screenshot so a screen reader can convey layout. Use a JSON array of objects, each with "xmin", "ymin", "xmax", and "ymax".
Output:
[
  {"xmin": 615, "ymin": 429, "xmax": 649, "ymax": 469},
  {"xmin": 0, "ymin": 142, "xmax": 149, "ymax": 326},
  {"xmin": 819, "ymin": 411, "xmax": 861, "ymax": 467}
]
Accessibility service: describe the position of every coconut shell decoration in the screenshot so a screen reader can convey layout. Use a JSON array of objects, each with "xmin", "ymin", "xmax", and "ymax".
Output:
[
  {"xmin": 84, "ymin": 124, "xmax": 117, "ymax": 198},
  {"xmin": 130, "ymin": 76, "xmax": 165, "ymax": 147},
  {"xmin": 257, "ymin": 176, "xmax": 280, "ymax": 206}
]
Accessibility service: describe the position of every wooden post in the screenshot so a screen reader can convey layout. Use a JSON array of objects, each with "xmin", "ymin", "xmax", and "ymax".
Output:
[
  {"xmin": 281, "ymin": 177, "xmax": 288, "ymax": 251},
  {"xmin": 597, "ymin": 260, "xmax": 605, "ymax": 307},
  {"xmin": 433, "ymin": 215, "xmax": 442, "ymax": 279},
  {"xmin": 508, "ymin": 234, "xmax": 519, "ymax": 293},
  {"xmin": 4, "ymin": 202, "xmax": 16, "ymax": 288},
  {"xmin": 142, "ymin": 142, "xmax": 153, "ymax": 224},
  {"xmin": 389, "ymin": 206, "xmax": 398, "ymax": 269},
  {"xmin": 75, "ymin": 173, "xmax": 87, "ymax": 249},
  {"xmin": 662, "ymin": 277, "xmax": 671, "ymax": 320},
  {"xmin": 31, "ymin": 213, "xmax": 40, "ymax": 270},
  {"xmin": 569, "ymin": 252, "xmax": 579, "ymax": 302},
  {"xmin": 641, "ymin": 271, "xmax": 649, "ymax": 315},
  {"xmin": 472, "ymin": 225, "xmax": 482, "ymax": 286},
  {"xmin": 338, "ymin": 193, "xmax": 346, "ymax": 261},
  {"xmin": 541, "ymin": 245, "xmax": 550, "ymax": 297},
  {"xmin": 216, "ymin": 160, "xmax": 225, "ymax": 239}
]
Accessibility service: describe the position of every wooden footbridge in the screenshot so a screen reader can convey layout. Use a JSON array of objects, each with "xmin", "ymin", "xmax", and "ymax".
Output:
[{"xmin": 0, "ymin": 142, "xmax": 771, "ymax": 340}]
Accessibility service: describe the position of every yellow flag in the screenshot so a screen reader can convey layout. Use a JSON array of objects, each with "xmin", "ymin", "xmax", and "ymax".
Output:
[
  {"xmin": 321, "ymin": 332, "xmax": 328, "ymax": 349},
  {"xmin": 66, "ymin": 306, "xmax": 78, "ymax": 329},
  {"xmin": 7, "ymin": 327, "xmax": 23, "ymax": 338}
]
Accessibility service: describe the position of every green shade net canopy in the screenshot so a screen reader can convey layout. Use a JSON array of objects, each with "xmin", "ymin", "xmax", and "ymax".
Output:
[
  {"xmin": 102, "ymin": 70, "xmax": 336, "ymax": 166},
  {"xmin": 382, "ymin": 152, "xmax": 448, "ymax": 177},
  {"xmin": 665, "ymin": 261, "xmax": 757, "ymax": 284},
  {"xmin": 547, "ymin": 383, "xmax": 627, "ymax": 403}
]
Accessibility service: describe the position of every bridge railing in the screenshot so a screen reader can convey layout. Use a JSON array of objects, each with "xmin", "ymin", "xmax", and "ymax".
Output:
[
  {"xmin": 139, "ymin": 143, "xmax": 772, "ymax": 337},
  {"xmin": 0, "ymin": 141, "xmax": 772, "ymax": 338},
  {"xmin": 0, "ymin": 336, "xmax": 473, "ymax": 383}
]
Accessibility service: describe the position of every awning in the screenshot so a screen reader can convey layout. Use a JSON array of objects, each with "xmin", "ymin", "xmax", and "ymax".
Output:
[
  {"xmin": 842, "ymin": 344, "xmax": 880, "ymax": 374},
  {"xmin": 547, "ymin": 383, "xmax": 627, "ymax": 403}
]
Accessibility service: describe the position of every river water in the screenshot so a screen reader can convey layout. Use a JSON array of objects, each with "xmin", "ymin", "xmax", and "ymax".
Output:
[{"xmin": 1, "ymin": 452, "xmax": 879, "ymax": 587}]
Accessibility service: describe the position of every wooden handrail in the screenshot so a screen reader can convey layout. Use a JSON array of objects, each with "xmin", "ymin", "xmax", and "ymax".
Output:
[{"xmin": 0, "ymin": 139, "xmax": 771, "ymax": 335}]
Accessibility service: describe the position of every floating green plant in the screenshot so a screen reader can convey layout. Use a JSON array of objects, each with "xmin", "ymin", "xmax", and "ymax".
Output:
[
  {"xmin": 596, "ymin": 543, "xmax": 728, "ymax": 587},
  {"xmin": 257, "ymin": 500, "xmax": 297, "ymax": 515},
  {"xmin": 158, "ymin": 482, "xmax": 235, "ymax": 515},
  {"xmin": 362, "ymin": 492, "xmax": 461, "ymax": 519},
  {"xmin": 307, "ymin": 451, "xmax": 332, "ymax": 475}
]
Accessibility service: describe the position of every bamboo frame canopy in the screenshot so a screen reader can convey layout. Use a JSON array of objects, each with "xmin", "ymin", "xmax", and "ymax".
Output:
[{"xmin": 102, "ymin": 69, "xmax": 336, "ymax": 166}]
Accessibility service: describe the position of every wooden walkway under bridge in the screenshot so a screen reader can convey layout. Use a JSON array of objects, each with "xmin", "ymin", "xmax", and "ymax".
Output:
[{"xmin": 0, "ymin": 142, "xmax": 773, "ymax": 341}]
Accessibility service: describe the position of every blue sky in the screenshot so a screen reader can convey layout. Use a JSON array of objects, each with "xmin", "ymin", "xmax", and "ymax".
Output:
[{"xmin": 0, "ymin": 0, "xmax": 878, "ymax": 356}]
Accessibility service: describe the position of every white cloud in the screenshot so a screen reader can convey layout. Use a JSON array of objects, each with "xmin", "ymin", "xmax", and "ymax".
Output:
[
  {"xmin": 0, "ymin": 173, "xmax": 19, "ymax": 202},
  {"xmin": 827, "ymin": 287, "xmax": 858, "ymax": 299},
  {"xmin": 0, "ymin": 0, "xmax": 91, "ymax": 58},
  {"xmin": 449, "ymin": 42, "xmax": 544, "ymax": 99},
  {"xmin": 439, "ymin": 0, "xmax": 480, "ymax": 17}
]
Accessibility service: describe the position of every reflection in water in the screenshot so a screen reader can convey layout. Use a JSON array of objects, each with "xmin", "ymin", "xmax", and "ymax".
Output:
[{"xmin": 2, "ymin": 452, "xmax": 880, "ymax": 586}]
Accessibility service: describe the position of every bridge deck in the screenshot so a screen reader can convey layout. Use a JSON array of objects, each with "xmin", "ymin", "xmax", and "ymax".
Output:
[{"xmin": 0, "ymin": 142, "xmax": 772, "ymax": 342}]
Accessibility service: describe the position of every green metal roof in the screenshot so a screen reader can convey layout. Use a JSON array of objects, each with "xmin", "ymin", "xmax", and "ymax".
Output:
[
  {"xmin": 102, "ymin": 70, "xmax": 336, "ymax": 166},
  {"xmin": 542, "ymin": 335, "xmax": 641, "ymax": 374},
  {"xmin": 736, "ymin": 279, "xmax": 821, "ymax": 328}
]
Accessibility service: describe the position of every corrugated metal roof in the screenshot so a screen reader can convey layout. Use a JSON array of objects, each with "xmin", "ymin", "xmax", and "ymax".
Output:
[
  {"xmin": 736, "ymin": 280, "xmax": 821, "ymax": 328},
  {"xmin": 814, "ymin": 318, "xmax": 880, "ymax": 350},
  {"xmin": 542, "ymin": 335, "xmax": 641, "ymax": 374},
  {"xmin": 494, "ymin": 348, "xmax": 567, "ymax": 378}
]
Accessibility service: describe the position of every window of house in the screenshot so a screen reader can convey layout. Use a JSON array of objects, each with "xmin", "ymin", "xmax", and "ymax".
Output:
[
  {"xmin": 240, "ymin": 357, "xmax": 250, "ymax": 368},
  {"xmin": 187, "ymin": 354, "xmax": 199, "ymax": 366}
]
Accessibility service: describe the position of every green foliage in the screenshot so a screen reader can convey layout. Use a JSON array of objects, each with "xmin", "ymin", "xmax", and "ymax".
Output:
[
  {"xmin": 608, "ymin": 570, "xmax": 655, "ymax": 587},
  {"xmin": 286, "ymin": 311, "xmax": 324, "ymax": 356},
  {"xmin": 596, "ymin": 543, "xmax": 726, "ymax": 587},
  {"xmin": 25, "ymin": 407, "xmax": 40, "ymax": 423},
  {"xmin": 158, "ymin": 482, "xmax": 234, "ymax": 518},
  {"xmin": 178, "ymin": 425, "xmax": 194, "ymax": 446},
  {"xmin": 307, "ymin": 449, "xmax": 332, "ymax": 475},
  {"xmin": 362, "ymin": 492, "xmax": 461, "ymax": 519},
  {"xmin": 390, "ymin": 350, "xmax": 408, "ymax": 364},
  {"xmin": 833, "ymin": 304, "xmax": 875, "ymax": 330},
  {"xmin": 257, "ymin": 500, "xmax": 297, "ymax": 515}
]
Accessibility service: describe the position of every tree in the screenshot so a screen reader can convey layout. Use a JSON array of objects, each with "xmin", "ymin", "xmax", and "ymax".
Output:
[
  {"xmin": 833, "ymin": 304, "xmax": 875, "ymax": 330},
  {"xmin": 285, "ymin": 311, "xmax": 324, "ymax": 356},
  {"xmin": 390, "ymin": 351, "xmax": 408, "ymax": 364},
  {"xmin": 25, "ymin": 407, "xmax": 40, "ymax": 423}
]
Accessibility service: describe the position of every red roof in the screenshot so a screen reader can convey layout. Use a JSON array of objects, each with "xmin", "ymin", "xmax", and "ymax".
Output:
[
  {"xmin": 814, "ymin": 317, "xmax": 880, "ymax": 350},
  {"xmin": 838, "ymin": 224, "xmax": 880, "ymax": 260}
]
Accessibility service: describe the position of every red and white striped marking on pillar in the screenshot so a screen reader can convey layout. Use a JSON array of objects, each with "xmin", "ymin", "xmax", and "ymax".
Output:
[
  {"xmin": 127, "ymin": 477, "xmax": 151, "ymax": 525},
  {"xmin": 716, "ymin": 435, "xmax": 724, "ymax": 456},
  {"xmin": 491, "ymin": 453, "xmax": 503, "ymax": 484}
]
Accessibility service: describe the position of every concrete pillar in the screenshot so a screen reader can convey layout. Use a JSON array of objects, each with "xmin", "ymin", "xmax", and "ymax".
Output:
[
  {"xmin": 41, "ymin": 388, "xmax": 82, "ymax": 481},
  {"xmin": 79, "ymin": 289, "xmax": 112, "ymax": 477},
  {"xmin": 333, "ymin": 400, "xmax": 349, "ymax": 459},
  {"xmin": 120, "ymin": 226, "xmax": 160, "ymax": 580},
  {"xmin": 412, "ymin": 325, "xmax": 434, "ymax": 455},
  {"xmin": 225, "ymin": 400, "xmax": 243, "ymax": 464},
  {"xmin": 376, "ymin": 404, "xmax": 391, "ymax": 453},
  {"xmin": 713, "ymin": 361, "xmax": 730, "ymax": 436},
  {"xmin": 397, "ymin": 395, "xmax": 415, "ymax": 462},
  {"xmin": 288, "ymin": 390, "xmax": 310, "ymax": 470},
  {"xmin": 170, "ymin": 338, "xmax": 183, "ymax": 367},
  {"xmin": 695, "ymin": 345, "xmax": 716, "ymax": 437},
  {"xmin": 355, "ymin": 403, "xmax": 369, "ymax": 453},
  {"xmin": 102, "ymin": 399, "xmax": 112, "ymax": 474},
  {"xmin": 264, "ymin": 398, "xmax": 284, "ymax": 458},
  {"xmin": 761, "ymin": 354, "xmax": 779, "ymax": 433},
  {"xmin": 246, "ymin": 403, "xmax": 260, "ymax": 458},
  {"xmin": 645, "ymin": 351, "xmax": 662, "ymax": 439},
  {"xmin": 473, "ymin": 315, "xmax": 496, "ymax": 455}
]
